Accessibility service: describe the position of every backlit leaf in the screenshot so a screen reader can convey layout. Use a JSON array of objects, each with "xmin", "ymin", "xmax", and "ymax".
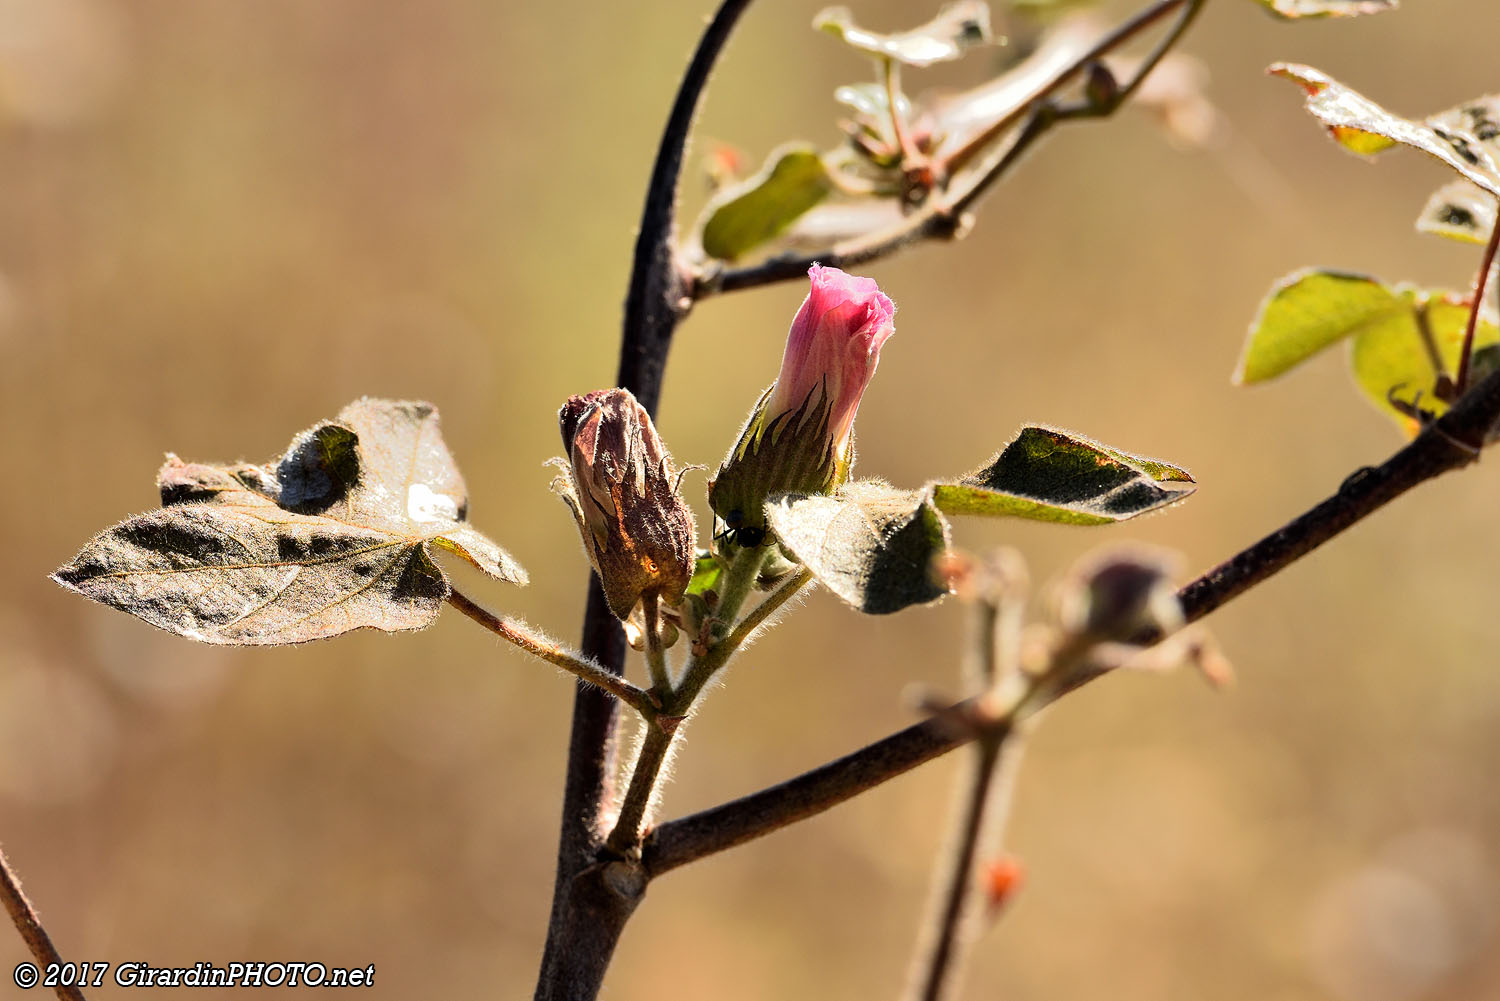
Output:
[
  {"xmin": 766, "ymin": 481, "xmax": 950, "ymax": 615},
  {"xmin": 698, "ymin": 146, "xmax": 834, "ymax": 261},
  {"xmin": 1251, "ymin": 0, "xmax": 1395, "ymax": 19},
  {"xmin": 54, "ymin": 399, "xmax": 525, "ymax": 646},
  {"xmin": 815, "ymin": 1, "xmax": 991, "ymax": 68},
  {"xmin": 1270, "ymin": 65, "xmax": 1500, "ymax": 197},
  {"xmin": 1237, "ymin": 270, "xmax": 1407, "ymax": 383},
  {"xmin": 1416, "ymin": 179, "xmax": 1497, "ymax": 245},
  {"xmin": 1351, "ymin": 293, "xmax": 1500, "ymax": 433},
  {"xmin": 931, "ymin": 427, "xmax": 1194, "ymax": 526}
]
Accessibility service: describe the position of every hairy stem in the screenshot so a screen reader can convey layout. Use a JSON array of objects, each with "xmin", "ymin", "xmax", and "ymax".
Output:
[
  {"xmin": 447, "ymin": 589, "xmax": 658, "ymax": 719},
  {"xmin": 1, "ymin": 847, "xmax": 86, "ymax": 1001},
  {"xmin": 672, "ymin": 546, "xmax": 768, "ymax": 699},
  {"xmin": 643, "ymin": 593, "xmax": 672, "ymax": 694},
  {"xmin": 606, "ymin": 725, "xmax": 677, "ymax": 856},
  {"xmin": 725, "ymin": 568, "xmax": 814, "ymax": 651}
]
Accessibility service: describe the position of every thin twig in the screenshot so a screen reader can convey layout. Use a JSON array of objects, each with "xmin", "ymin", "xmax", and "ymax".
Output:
[
  {"xmin": 1454, "ymin": 215, "xmax": 1500, "ymax": 394},
  {"xmin": 644, "ymin": 363, "xmax": 1500, "ymax": 876},
  {"xmin": 883, "ymin": 60, "xmax": 921, "ymax": 168},
  {"xmin": 1, "ymin": 847, "xmax": 86, "ymax": 1001},
  {"xmin": 905, "ymin": 741, "xmax": 1002, "ymax": 1001},
  {"xmin": 447, "ymin": 589, "xmax": 659, "ymax": 720},
  {"xmin": 698, "ymin": 0, "xmax": 1200, "ymax": 298}
]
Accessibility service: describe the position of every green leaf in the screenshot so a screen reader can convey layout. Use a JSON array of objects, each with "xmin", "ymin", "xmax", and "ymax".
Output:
[
  {"xmin": 698, "ymin": 146, "xmax": 834, "ymax": 261},
  {"xmin": 766, "ymin": 481, "xmax": 951, "ymax": 615},
  {"xmin": 1270, "ymin": 65, "xmax": 1500, "ymax": 197},
  {"xmin": 1251, "ymin": 0, "xmax": 1395, "ymax": 19},
  {"xmin": 1237, "ymin": 270, "xmax": 1408, "ymax": 383},
  {"xmin": 815, "ymin": 2, "xmax": 991, "ymax": 68},
  {"xmin": 931, "ymin": 427, "xmax": 1195, "ymax": 526},
  {"xmin": 684, "ymin": 551, "xmax": 724, "ymax": 600},
  {"xmin": 1416, "ymin": 179, "xmax": 1497, "ymax": 245},
  {"xmin": 1351, "ymin": 293, "xmax": 1500, "ymax": 432},
  {"xmin": 54, "ymin": 399, "xmax": 525, "ymax": 646}
]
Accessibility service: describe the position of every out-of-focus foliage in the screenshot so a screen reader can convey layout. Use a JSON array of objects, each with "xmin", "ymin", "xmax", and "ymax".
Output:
[
  {"xmin": 813, "ymin": 1, "xmax": 992, "ymax": 67},
  {"xmin": 1251, "ymin": 0, "xmax": 1395, "ymax": 19},
  {"xmin": 1416, "ymin": 180, "xmax": 1497, "ymax": 245},
  {"xmin": 699, "ymin": 146, "xmax": 834, "ymax": 261}
]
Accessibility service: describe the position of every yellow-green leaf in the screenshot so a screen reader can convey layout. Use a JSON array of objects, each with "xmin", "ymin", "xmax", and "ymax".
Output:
[
  {"xmin": 1237, "ymin": 270, "xmax": 1408, "ymax": 384},
  {"xmin": 1351, "ymin": 294, "xmax": 1500, "ymax": 434},
  {"xmin": 698, "ymin": 146, "xmax": 834, "ymax": 262}
]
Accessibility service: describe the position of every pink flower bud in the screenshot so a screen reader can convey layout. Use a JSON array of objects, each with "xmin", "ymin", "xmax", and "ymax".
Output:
[
  {"xmin": 709, "ymin": 264, "xmax": 894, "ymax": 549},
  {"xmin": 766, "ymin": 264, "xmax": 895, "ymax": 466},
  {"xmin": 556, "ymin": 389, "xmax": 696, "ymax": 620}
]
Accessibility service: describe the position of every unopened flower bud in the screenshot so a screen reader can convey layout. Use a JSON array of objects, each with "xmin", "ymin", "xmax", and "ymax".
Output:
[
  {"xmin": 555, "ymin": 389, "xmax": 696, "ymax": 620},
  {"xmin": 709, "ymin": 264, "xmax": 894, "ymax": 548},
  {"xmin": 1056, "ymin": 546, "xmax": 1183, "ymax": 642}
]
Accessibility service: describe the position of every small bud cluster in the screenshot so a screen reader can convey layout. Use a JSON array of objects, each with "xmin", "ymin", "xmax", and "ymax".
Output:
[{"xmin": 557, "ymin": 265, "xmax": 894, "ymax": 620}]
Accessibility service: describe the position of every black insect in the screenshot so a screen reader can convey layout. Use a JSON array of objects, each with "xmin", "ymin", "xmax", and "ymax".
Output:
[{"xmin": 714, "ymin": 509, "xmax": 766, "ymax": 550}]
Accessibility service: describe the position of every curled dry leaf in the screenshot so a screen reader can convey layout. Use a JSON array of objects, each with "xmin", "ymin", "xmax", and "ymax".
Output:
[
  {"xmin": 53, "ymin": 398, "xmax": 525, "ymax": 646},
  {"xmin": 1270, "ymin": 64, "xmax": 1500, "ymax": 198}
]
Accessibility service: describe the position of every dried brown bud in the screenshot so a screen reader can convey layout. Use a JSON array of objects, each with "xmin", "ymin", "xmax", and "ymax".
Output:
[{"xmin": 555, "ymin": 389, "xmax": 696, "ymax": 620}]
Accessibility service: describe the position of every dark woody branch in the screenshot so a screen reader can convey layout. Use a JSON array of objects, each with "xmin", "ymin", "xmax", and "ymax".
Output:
[{"xmin": 644, "ymin": 362, "xmax": 1500, "ymax": 876}]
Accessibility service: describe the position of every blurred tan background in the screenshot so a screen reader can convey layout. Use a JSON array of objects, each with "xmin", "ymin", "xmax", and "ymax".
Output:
[{"xmin": 3, "ymin": 0, "xmax": 1499, "ymax": 998}]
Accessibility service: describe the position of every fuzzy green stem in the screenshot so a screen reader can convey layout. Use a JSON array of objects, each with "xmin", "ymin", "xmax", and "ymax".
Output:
[
  {"xmin": 447, "ymin": 589, "xmax": 659, "ymax": 720},
  {"xmin": 722, "ymin": 568, "xmax": 814, "ymax": 652},
  {"xmin": 602, "ymin": 545, "xmax": 772, "ymax": 858},
  {"xmin": 642, "ymin": 593, "xmax": 672, "ymax": 695},
  {"xmin": 606, "ymin": 724, "xmax": 677, "ymax": 856},
  {"xmin": 672, "ymin": 546, "xmax": 768, "ymax": 703}
]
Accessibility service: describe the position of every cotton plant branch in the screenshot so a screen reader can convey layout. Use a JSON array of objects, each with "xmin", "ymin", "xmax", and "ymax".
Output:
[
  {"xmin": 1, "ymin": 848, "xmax": 86, "ymax": 1001},
  {"xmin": 446, "ymin": 589, "xmax": 660, "ymax": 719},
  {"xmin": 645, "ymin": 358, "xmax": 1500, "ymax": 875},
  {"xmin": 696, "ymin": 0, "xmax": 1206, "ymax": 298}
]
